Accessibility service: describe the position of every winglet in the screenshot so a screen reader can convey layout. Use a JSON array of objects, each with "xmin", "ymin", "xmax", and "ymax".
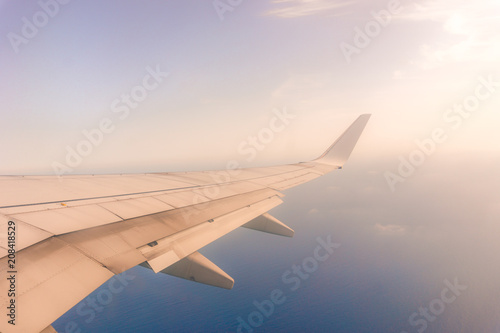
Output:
[{"xmin": 314, "ymin": 114, "xmax": 371, "ymax": 167}]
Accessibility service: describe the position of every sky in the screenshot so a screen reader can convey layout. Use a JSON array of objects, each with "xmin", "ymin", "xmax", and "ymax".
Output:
[
  {"xmin": 1, "ymin": 0, "xmax": 499, "ymax": 175},
  {"xmin": 1, "ymin": 0, "xmax": 500, "ymax": 332}
]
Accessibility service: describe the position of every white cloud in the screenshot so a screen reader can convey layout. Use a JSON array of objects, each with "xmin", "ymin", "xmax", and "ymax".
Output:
[
  {"xmin": 400, "ymin": 0, "xmax": 500, "ymax": 68},
  {"xmin": 265, "ymin": 0, "xmax": 354, "ymax": 18},
  {"xmin": 374, "ymin": 223, "xmax": 406, "ymax": 235},
  {"xmin": 308, "ymin": 208, "xmax": 320, "ymax": 215}
]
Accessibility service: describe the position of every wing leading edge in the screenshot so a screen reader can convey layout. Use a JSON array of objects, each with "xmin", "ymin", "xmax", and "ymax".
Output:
[{"xmin": 0, "ymin": 114, "xmax": 370, "ymax": 333}]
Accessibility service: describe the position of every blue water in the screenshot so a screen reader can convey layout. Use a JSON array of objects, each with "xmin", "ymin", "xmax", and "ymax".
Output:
[{"xmin": 53, "ymin": 168, "xmax": 500, "ymax": 332}]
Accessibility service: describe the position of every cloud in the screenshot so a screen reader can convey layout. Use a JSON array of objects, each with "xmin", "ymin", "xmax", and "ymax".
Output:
[
  {"xmin": 400, "ymin": 0, "xmax": 500, "ymax": 68},
  {"xmin": 308, "ymin": 208, "xmax": 320, "ymax": 215},
  {"xmin": 264, "ymin": 0, "xmax": 355, "ymax": 18},
  {"xmin": 374, "ymin": 223, "xmax": 406, "ymax": 235}
]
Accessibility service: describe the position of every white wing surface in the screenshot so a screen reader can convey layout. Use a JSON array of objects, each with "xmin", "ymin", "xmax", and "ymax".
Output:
[{"xmin": 0, "ymin": 114, "xmax": 370, "ymax": 332}]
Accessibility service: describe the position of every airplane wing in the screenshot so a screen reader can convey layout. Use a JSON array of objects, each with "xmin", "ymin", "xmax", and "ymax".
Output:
[{"xmin": 0, "ymin": 114, "xmax": 370, "ymax": 333}]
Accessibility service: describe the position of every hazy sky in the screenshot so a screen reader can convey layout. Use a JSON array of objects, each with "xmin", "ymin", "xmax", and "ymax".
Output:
[{"xmin": 1, "ymin": 0, "xmax": 498, "ymax": 175}]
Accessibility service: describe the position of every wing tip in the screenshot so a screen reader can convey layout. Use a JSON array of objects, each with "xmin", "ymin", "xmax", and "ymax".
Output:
[{"xmin": 314, "ymin": 113, "xmax": 371, "ymax": 167}]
